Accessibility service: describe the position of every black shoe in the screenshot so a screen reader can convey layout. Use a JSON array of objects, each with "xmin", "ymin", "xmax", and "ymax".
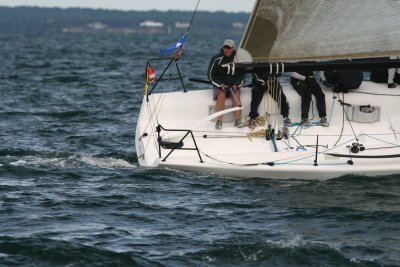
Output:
[{"xmin": 388, "ymin": 83, "xmax": 396, "ymax": 88}]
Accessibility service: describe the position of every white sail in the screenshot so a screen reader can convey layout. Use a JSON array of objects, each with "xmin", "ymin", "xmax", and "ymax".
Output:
[{"xmin": 240, "ymin": 0, "xmax": 400, "ymax": 62}]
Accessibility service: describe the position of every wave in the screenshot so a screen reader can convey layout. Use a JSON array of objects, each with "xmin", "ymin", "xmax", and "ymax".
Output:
[
  {"xmin": 0, "ymin": 235, "xmax": 162, "ymax": 266},
  {"xmin": 182, "ymin": 235, "xmax": 380, "ymax": 267},
  {"xmin": 42, "ymin": 75, "xmax": 87, "ymax": 84},
  {"xmin": 0, "ymin": 110, "xmax": 91, "ymax": 119},
  {"xmin": 0, "ymin": 149, "xmax": 136, "ymax": 170},
  {"xmin": 15, "ymin": 62, "xmax": 51, "ymax": 69}
]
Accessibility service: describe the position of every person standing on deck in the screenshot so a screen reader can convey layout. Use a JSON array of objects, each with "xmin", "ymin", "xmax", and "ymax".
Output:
[
  {"xmin": 248, "ymin": 71, "xmax": 292, "ymax": 128},
  {"xmin": 208, "ymin": 39, "xmax": 245, "ymax": 129},
  {"xmin": 289, "ymin": 71, "xmax": 328, "ymax": 127},
  {"xmin": 388, "ymin": 55, "xmax": 400, "ymax": 88}
]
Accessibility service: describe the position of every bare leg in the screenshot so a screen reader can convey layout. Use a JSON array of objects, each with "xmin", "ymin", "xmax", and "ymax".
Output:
[
  {"xmin": 216, "ymin": 91, "xmax": 226, "ymax": 121},
  {"xmin": 232, "ymin": 90, "xmax": 241, "ymax": 120}
]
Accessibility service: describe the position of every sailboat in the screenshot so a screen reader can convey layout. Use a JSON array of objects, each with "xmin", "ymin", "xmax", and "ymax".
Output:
[{"xmin": 135, "ymin": 0, "xmax": 400, "ymax": 180}]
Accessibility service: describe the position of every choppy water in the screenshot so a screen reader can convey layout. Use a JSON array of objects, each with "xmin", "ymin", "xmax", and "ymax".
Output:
[{"xmin": 1, "ymin": 32, "xmax": 400, "ymax": 266}]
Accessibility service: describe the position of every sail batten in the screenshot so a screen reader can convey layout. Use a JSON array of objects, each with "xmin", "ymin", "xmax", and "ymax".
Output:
[{"xmin": 240, "ymin": 0, "xmax": 400, "ymax": 62}]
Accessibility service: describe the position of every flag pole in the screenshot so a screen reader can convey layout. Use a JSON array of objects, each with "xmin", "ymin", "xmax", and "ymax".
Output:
[{"xmin": 149, "ymin": 0, "xmax": 201, "ymax": 95}]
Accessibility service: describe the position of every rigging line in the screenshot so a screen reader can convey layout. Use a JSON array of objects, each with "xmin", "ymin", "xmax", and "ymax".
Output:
[
  {"xmin": 269, "ymin": 76, "xmax": 274, "ymax": 127},
  {"xmin": 278, "ymin": 74, "xmax": 283, "ymax": 129},
  {"xmin": 202, "ymin": 144, "xmax": 344, "ymax": 166},
  {"xmin": 290, "ymin": 121, "xmax": 305, "ymax": 137},
  {"xmin": 273, "ymin": 74, "xmax": 281, "ymax": 129},
  {"xmin": 364, "ymin": 145, "xmax": 400, "ymax": 151},
  {"xmin": 271, "ymin": 77, "xmax": 276, "ymax": 128},
  {"xmin": 276, "ymin": 74, "xmax": 282, "ymax": 129},
  {"xmin": 282, "ymin": 138, "xmax": 291, "ymax": 151},
  {"xmin": 269, "ymin": 74, "xmax": 281, "ymax": 129},
  {"xmin": 151, "ymin": 90, "xmax": 169, "ymax": 125},
  {"xmin": 201, "ymin": 134, "xmax": 362, "ymax": 167},
  {"xmin": 143, "ymin": 93, "xmax": 169, "ymax": 155},
  {"xmin": 266, "ymin": 77, "xmax": 272, "ymax": 125},
  {"xmin": 351, "ymin": 91, "xmax": 400, "ymax": 97},
  {"xmin": 276, "ymin": 148, "xmax": 337, "ymax": 165},
  {"xmin": 193, "ymin": 130, "xmax": 253, "ymax": 135},
  {"xmin": 147, "ymin": 101, "xmax": 162, "ymax": 152},
  {"xmin": 201, "ymin": 135, "xmax": 248, "ymax": 139},
  {"xmin": 274, "ymin": 162, "xmax": 349, "ymax": 166},
  {"xmin": 327, "ymin": 90, "xmax": 336, "ymax": 125},
  {"xmin": 149, "ymin": 93, "xmax": 161, "ymax": 124},
  {"xmin": 327, "ymin": 153, "xmax": 400, "ymax": 159},
  {"xmin": 290, "ymin": 134, "xmax": 306, "ymax": 150},
  {"xmin": 200, "ymin": 149, "xmax": 349, "ymax": 167},
  {"xmin": 200, "ymin": 136, "xmax": 318, "ymax": 166},
  {"xmin": 191, "ymin": 131, "xmax": 362, "ymax": 140},
  {"xmin": 268, "ymin": 76, "xmax": 275, "ymax": 125},
  {"xmin": 271, "ymin": 75, "xmax": 276, "ymax": 126},
  {"xmin": 273, "ymin": 134, "xmax": 363, "ymax": 165},
  {"xmin": 350, "ymin": 132, "xmax": 400, "ymax": 136},
  {"xmin": 363, "ymin": 134, "xmax": 400, "ymax": 147},
  {"xmin": 334, "ymin": 91, "xmax": 359, "ymax": 146},
  {"xmin": 200, "ymin": 151, "xmax": 263, "ymax": 166},
  {"xmin": 141, "ymin": 99, "xmax": 158, "ymax": 141},
  {"xmin": 334, "ymin": 91, "xmax": 346, "ymax": 147},
  {"xmin": 285, "ymin": 132, "xmax": 364, "ymax": 137},
  {"xmin": 140, "ymin": 102, "xmax": 159, "ymax": 156},
  {"xmin": 185, "ymin": 0, "xmax": 201, "ymax": 34}
]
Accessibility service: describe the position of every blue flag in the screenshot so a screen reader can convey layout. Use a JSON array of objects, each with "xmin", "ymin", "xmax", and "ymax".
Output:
[{"xmin": 160, "ymin": 33, "xmax": 188, "ymax": 54}]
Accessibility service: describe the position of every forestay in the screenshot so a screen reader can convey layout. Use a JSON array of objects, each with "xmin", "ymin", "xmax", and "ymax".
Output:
[{"xmin": 240, "ymin": 0, "xmax": 400, "ymax": 62}]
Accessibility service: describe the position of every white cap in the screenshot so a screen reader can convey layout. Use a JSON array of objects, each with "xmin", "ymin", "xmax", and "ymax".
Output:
[{"xmin": 223, "ymin": 39, "xmax": 235, "ymax": 48}]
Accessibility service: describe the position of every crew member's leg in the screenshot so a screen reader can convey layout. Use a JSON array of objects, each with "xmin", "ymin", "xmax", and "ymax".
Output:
[
  {"xmin": 388, "ymin": 55, "xmax": 397, "ymax": 88},
  {"xmin": 213, "ymin": 86, "xmax": 226, "ymax": 129},
  {"xmin": 291, "ymin": 80, "xmax": 311, "ymax": 120},
  {"xmin": 249, "ymin": 84, "xmax": 266, "ymax": 119},
  {"xmin": 308, "ymin": 79, "xmax": 328, "ymax": 126},
  {"xmin": 308, "ymin": 79, "xmax": 326, "ymax": 118}
]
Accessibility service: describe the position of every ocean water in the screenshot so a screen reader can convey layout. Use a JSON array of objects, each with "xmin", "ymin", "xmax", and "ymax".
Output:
[{"xmin": 1, "ymin": 31, "xmax": 400, "ymax": 266}]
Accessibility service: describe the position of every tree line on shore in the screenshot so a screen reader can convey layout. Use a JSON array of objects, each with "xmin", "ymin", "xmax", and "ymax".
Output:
[{"xmin": 0, "ymin": 6, "xmax": 249, "ymax": 34}]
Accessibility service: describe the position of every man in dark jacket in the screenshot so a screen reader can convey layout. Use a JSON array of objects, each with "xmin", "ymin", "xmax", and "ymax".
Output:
[{"xmin": 208, "ymin": 39, "xmax": 245, "ymax": 129}]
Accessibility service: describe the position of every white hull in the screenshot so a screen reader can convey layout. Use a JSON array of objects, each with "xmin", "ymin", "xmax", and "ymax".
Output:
[{"xmin": 135, "ymin": 82, "xmax": 400, "ymax": 180}]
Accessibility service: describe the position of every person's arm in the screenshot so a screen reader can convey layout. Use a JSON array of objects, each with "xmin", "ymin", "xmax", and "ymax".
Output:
[
  {"xmin": 288, "ymin": 72, "xmax": 306, "ymax": 81},
  {"xmin": 252, "ymin": 73, "xmax": 266, "ymax": 87},
  {"xmin": 319, "ymin": 71, "xmax": 327, "ymax": 84},
  {"xmin": 208, "ymin": 56, "xmax": 224, "ymax": 88},
  {"xmin": 233, "ymin": 72, "xmax": 246, "ymax": 89}
]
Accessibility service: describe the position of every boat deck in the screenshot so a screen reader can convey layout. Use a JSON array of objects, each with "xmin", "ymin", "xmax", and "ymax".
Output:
[{"xmin": 136, "ymin": 81, "xmax": 400, "ymax": 179}]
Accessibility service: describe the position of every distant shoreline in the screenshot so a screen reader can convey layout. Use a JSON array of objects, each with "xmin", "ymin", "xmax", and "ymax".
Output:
[{"xmin": 0, "ymin": 6, "xmax": 249, "ymax": 34}]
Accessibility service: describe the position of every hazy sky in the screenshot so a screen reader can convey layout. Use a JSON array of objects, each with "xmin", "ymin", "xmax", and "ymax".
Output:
[{"xmin": 0, "ymin": 0, "xmax": 255, "ymax": 12}]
